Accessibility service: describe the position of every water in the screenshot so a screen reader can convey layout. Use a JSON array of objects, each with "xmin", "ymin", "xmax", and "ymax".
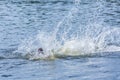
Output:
[{"xmin": 0, "ymin": 0, "xmax": 120, "ymax": 80}]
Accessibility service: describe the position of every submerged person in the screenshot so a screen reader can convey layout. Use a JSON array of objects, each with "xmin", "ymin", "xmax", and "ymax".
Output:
[{"xmin": 38, "ymin": 48, "xmax": 44, "ymax": 54}]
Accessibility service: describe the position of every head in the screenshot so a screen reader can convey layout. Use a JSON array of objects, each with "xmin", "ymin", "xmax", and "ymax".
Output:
[
  {"xmin": 38, "ymin": 48, "xmax": 43, "ymax": 52},
  {"xmin": 38, "ymin": 48, "xmax": 44, "ymax": 54}
]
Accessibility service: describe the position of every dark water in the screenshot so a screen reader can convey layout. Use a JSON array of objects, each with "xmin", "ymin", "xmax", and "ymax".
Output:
[{"xmin": 0, "ymin": 0, "xmax": 120, "ymax": 80}]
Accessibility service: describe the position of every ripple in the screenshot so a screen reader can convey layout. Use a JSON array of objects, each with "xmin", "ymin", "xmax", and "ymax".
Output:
[{"xmin": 1, "ymin": 74, "xmax": 12, "ymax": 77}]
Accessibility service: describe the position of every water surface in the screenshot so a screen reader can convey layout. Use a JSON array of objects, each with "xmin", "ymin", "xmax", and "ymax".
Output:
[{"xmin": 0, "ymin": 0, "xmax": 120, "ymax": 80}]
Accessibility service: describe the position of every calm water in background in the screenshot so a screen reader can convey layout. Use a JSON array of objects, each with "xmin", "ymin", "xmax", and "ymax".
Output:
[{"xmin": 0, "ymin": 0, "xmax": 120, "ymax": 80}]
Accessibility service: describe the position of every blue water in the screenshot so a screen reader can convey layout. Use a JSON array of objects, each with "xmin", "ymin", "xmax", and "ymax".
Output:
[{"xmin": 0, "ymin": 0, "xmax": 120, "ymax": 80}]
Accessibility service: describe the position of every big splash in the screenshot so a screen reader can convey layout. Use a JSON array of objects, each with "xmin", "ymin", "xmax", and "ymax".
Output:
[{"xmin": 14, "ymin": 0, "xmax": 120, "ymax": 60}]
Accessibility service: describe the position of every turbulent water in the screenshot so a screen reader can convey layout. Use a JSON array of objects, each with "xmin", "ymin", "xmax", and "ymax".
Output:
[{"xmin": 0, "ymin": 0, "xmax": 120, "ymax": 80}]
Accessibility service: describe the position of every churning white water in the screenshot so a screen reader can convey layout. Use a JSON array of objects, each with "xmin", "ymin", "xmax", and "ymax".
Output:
[{"xmin": 14, "ymin": 0, "xmax": 120, "ymax": 60}]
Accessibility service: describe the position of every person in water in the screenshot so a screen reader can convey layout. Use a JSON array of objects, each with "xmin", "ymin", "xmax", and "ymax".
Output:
[{"xmin": 38, "ymin": 48, "xmax": 44, "ymax": 54}]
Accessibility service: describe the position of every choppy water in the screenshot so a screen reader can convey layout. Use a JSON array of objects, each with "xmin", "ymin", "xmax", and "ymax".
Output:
[{"xmin": 0, "ymin": 0, "xmax": 120, "ymax": 80}]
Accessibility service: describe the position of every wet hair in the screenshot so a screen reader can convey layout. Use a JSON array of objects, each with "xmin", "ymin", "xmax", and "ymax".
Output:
[{"xmin": 38, "ymin": 48, "xmax": 43, "ymax": 51}]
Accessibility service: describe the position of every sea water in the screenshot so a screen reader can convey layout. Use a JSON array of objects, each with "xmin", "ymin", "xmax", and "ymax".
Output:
[{"xmin": 0, "ymin": 0, "xmax": 120, "ymax": 80}]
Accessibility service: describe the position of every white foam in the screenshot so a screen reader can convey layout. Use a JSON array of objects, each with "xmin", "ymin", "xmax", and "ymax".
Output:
[
  {"xmin": 14, "ymin": 0, "xmax": 120, "ymax": 60},
  {"xmin": 56, "ymin": 39, "xmax": 95, "ymax": 56}
]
